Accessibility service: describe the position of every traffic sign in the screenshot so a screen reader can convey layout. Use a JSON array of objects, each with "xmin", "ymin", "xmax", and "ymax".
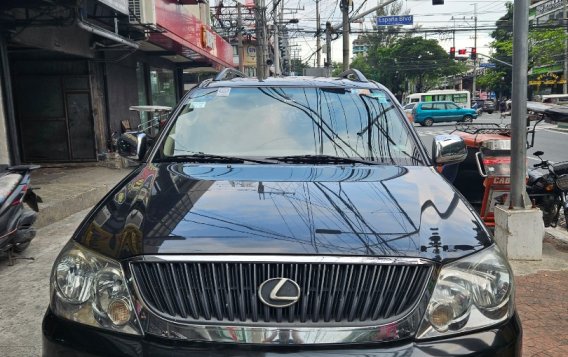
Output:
[
  {"xmin": 479, "ymin": 62, "xmax": 496, "ymax": 68},
  {"xmin": 376, "ymin": 15, "xmax": 413, "ymax": 26}
]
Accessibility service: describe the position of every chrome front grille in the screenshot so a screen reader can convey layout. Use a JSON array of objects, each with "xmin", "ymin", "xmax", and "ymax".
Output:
[{"xmin": 130, "ymin": 257, "xmax": 432, "ymax": 326}]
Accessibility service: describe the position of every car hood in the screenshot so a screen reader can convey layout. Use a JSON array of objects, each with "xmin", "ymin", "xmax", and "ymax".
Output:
[{"xmin": 75, "ymin": 163, "xmax": 491, "ymax": 262}]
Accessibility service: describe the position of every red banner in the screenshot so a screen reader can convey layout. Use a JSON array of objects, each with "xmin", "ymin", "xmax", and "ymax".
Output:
[{"xmin": 153, "ymin": 0, "xmax": 234, "ymax": 68}]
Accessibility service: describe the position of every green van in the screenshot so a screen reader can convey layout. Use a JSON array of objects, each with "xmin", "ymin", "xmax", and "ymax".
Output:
[{"xmin": 412, "ymin": 101, "xmax": 478, "ymax": 127}]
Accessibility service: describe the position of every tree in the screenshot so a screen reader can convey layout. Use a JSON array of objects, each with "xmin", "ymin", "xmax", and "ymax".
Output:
[
  {"xmin": 290, "ymin": 58, "xmax": 309, "ymax": 75},
  {"xmin": 389, "ymin": 37, "xmax": 465, "ymax": 92},
  {"xmin": 485, "ymin": 2, "xmax": 568, "ymax": 98},
  {"xmin": 352, "ymin": 36, "xmax": 465, "ymax": 94},
  {"xmin": 331, "ymin": 62, "xmax": 343, "ymax": 76}
]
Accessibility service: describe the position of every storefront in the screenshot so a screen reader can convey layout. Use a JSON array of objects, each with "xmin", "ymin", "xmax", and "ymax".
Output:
[{"xmin": 0, "ymin": 0, "xmax": 235, "ymax": 165}]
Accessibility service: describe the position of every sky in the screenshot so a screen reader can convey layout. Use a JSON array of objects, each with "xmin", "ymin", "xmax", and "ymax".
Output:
[{"xmin": 283, "ymin": 0, "xmax": 513, "ymax": 65}]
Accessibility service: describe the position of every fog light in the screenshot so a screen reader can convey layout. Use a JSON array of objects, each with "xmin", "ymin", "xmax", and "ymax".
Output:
[
  {"xmin": 429, "ymin": 303, "xmax": 454, "ymax": 332},
  {"xmin": 107, "ymin": 299, "xmax": 131, "ymax": 326}
]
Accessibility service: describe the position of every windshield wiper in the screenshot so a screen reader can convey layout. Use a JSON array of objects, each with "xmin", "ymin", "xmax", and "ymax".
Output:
[
  {"xmin": 266, "ymin": 154, "xmax": 376, "ymax": 165},
  {"xmin": 156, "ymin": 153, "xmax": 274, "ymax": 164}
]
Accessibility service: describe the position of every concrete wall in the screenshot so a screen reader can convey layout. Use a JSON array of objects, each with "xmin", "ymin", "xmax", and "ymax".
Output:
[{"xmin": 12, "ymin": 25, "xmax": 95, "ymax": 59}]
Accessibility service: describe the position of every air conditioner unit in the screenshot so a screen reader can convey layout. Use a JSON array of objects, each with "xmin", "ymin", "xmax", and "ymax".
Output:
[{"xmin": 129, "ymin": 0, "xmax": 156, "ymax": 25}]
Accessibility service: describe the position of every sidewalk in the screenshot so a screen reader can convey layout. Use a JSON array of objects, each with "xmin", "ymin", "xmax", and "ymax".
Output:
[
  {"xmin": 31, "ymin": 165, "xmax": 133, "ymax": 228},
  {"xmin": 18, "ymin": 165, "xmax": 568, "ymax": 356}
]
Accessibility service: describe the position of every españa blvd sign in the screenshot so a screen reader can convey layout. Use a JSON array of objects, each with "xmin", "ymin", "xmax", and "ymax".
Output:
[{"xmin": 376, "ymin": 15, "xmax": 413, "ymax": 26}]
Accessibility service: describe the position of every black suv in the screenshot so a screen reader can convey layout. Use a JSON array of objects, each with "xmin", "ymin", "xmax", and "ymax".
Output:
[{"xmin": 42, "ymin": 69, "xmax": 521, "ymax": 356}]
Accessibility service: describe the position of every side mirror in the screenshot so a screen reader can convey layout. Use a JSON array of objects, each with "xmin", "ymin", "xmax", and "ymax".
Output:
[
  {"xmin": 432, "ymin": 134, "xmax": 467, "ymax": 165},
  {"xmin": 117, "ymin": 131, "xmax": 147, "ymax": 161}
]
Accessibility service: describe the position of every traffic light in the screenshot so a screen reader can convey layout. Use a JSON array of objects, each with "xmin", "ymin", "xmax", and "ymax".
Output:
[
  {"xmin": 458, "ymin": 49, "xmax": 467, "ymax": 55},
  {"xmin": 449, "ymin": 47, "xmax": 455, "ymax": 59},
  {"xmin": 432, "ymin": 0, "xmax": 444, "ymax": 4},
  {"xmin": 470, "ymin": 47, "xmax": 477, "ymax": 60}
]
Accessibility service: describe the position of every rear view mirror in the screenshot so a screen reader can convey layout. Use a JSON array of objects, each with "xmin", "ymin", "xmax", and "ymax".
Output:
[
  {"xmin": 117, "ymin": 131, "xmax": 147, "ymax": 162},
  {"xmin": 432, "ymin": 134, "xmax": 467, "ymax": 165}
]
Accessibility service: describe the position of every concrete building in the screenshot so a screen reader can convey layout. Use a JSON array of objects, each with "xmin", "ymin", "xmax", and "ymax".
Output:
[
  {"xmin": 352, "ymin": 37, "xmax": 370, "ymax": 57},
  {"xmin": 0, "ymin": 0, "xmax": 235, "ymax": 166}
]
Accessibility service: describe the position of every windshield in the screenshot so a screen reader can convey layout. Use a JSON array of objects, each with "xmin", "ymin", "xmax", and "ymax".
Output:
[{"xmin": 156, "ymin": 87, "xmax": 425, "ymax": 165}]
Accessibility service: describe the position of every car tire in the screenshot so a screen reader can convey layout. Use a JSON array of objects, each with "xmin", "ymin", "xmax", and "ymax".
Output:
[
  {"xmin": 423, "ymin": 118, "xmax": 434, "ymax": 127},
  {"xmin": 463, "ymin": 115, "xmax": 473, "ymax": 122}
]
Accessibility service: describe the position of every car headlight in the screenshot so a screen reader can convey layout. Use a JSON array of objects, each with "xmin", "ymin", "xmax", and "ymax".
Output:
[
  {"xmin": 416, "ymin": 244, "xmax": 514, "ymax": 339},
  {"xmin": 50, "ymin": 241, "xmax": 142, "ymax": 335}
]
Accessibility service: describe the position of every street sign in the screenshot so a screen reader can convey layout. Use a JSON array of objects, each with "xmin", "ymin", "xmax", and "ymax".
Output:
[
  {"xmin": 376, "ymin": 15, "xmax": 413, "ymax": 26},
  {"xmin": 479, "ymin": 62, "xmax": 497, "ymax": 68}
]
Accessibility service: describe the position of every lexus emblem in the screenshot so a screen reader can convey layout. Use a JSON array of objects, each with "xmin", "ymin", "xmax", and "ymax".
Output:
[{"xmin": 258, "ymin": 278, "xmax": 301, "ymax": 308}]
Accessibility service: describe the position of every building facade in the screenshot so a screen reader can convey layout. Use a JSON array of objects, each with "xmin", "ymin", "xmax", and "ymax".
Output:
[{"xmin": 0, "ymin": 0, "xmax": 235, "ymax": 166}]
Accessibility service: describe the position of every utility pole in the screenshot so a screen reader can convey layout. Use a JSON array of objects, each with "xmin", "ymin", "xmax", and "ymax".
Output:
[
  {"xmin": 341, "ymin": 0, "xmax": 350, "ymax": 70},
  {"xmin": 316, "ymin": 0, "xmax": 321, "ymax": 67},
  {"xmin": 273, "ymin": 1, "xmax": 280, "ymax": 75},
  {"xmin": 262, "ymin": 0, "xmax": 269, "ymax": 78},
  {"xmin": 510, "ymin": 0, "xmax": 529, "ymax": 209},
  {"xmin": 254, "ymin": 0, "xmax": 263, "ymax": 80},
  {"xmin": 279, "ymin": 0, "xmax": 284, "ymax": 73},
  {"xmin": 562, "ymin": 0, "xmax": 568, "ymax": 94},
  {"xmin": 472, "ymin": 4, "xmax": 477, "ymax": 99},
  {"xmin": 325, "ymin": 21, "xmax": 332, "ymax": 69},
  {"xmin": 325, "ymin": 0, "xmax": 396, "ymax": 72},
  {"xmin": 254, "ymin": 0, "xmax": 268, "ymax": 80},
  {"xmin": 494, "ymin": 0, "xmax": 543, "ymax": 262},
  {"xmin": 237, "ymin": 3, "xmax": 244, "ymax": 72},
  {"xmin": 451, "ymin": 16, "xmax": 456, "ymax": 51}
]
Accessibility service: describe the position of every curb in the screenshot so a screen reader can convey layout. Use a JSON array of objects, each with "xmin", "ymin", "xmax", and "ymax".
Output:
[{"xmin": 544, "ymin": 226, "xmax": 568, "ymax": 244}]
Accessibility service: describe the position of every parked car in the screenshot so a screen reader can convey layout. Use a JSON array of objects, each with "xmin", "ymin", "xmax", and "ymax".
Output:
[
  {"xmin": 412, "ymin": 101, "xmax": 478, "ymax": 126},
  {"xmin": 43, "ymin": 69, "xmax": 521, "ymax": 356},
  {"xmin": 402, "ymin": 102, "xmax": 416, "ymax": 122},
  {"xmin": 472, "ymin": 99, "xmax": 496, "ymax": 114},
  {"xmin": 403, "ymin": 102, "xmax": 416, "ymax": 113}
]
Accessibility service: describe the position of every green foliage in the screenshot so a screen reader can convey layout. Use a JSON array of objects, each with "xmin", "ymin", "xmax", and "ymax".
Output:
[
  {"xmin": 331, "ymin": 62, "xmax": 344, "ymax": 76},
  {"xmin": 352, "ymin": 36, "xmax": 466, "ymax": 94},
  {"xmin": 290, "ymin": 58, "xmax": 309, "ymax": 75},
  {"xmin": 485, "ymin": 2, "xmax": 568, "ymax": 97}
]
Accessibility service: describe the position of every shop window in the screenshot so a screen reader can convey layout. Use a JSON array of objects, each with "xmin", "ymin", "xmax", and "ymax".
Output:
[{"xmin": 150, "ymin": 67, "xmax": 176, "ymax": 108}]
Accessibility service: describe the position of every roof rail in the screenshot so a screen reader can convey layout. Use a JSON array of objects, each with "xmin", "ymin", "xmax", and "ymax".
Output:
[
  {"xmin": 337, "ymin": 69, "xmax": 368, "ymax": 82},
  {"xmin": 213, "ymin": 68, "xmax": 247, "ymax": 81}
]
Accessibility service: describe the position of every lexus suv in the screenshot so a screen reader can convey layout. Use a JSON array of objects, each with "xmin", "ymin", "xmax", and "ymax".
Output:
[{"xmin": 42, "ymin": 69, "xmax": 521, "ymax": 356}]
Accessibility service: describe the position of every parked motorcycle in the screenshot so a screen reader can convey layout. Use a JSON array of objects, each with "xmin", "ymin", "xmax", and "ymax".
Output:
[
  {"xmin": 527, "ymin": 151, "xmax": 568, "ymax": 229},
  {"xmin": 0, "ymin": 165, "xmax": 41, "ymax": 264}
]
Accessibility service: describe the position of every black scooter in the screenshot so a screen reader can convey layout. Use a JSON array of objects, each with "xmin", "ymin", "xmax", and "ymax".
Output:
[
  {"xmin": 0, "ymin": 165, "xmax": 41, "ymax": 265},
  {"xmin": 527, "ymin": 151, "xmax": 568, "ymax": 229}
]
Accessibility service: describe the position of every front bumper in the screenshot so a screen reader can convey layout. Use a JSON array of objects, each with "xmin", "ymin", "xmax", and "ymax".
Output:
[{"xmin": 42, "ymin": 308, "xmax": 522, "ymax": 357}]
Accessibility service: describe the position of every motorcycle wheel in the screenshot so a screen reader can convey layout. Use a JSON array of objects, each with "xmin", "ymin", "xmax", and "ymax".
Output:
[
  {"xmin": 540, "ymin": 202, "xmax": 558, "ymax": 227},
  {"xmin": 13, "ymin": 242, "xmax": 30, "ymax": 253}
]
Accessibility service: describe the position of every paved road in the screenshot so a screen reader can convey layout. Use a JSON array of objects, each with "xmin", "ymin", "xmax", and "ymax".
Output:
[{"xmin": 414, "ymin": 112, "xmax": 565, "ymax": 160}]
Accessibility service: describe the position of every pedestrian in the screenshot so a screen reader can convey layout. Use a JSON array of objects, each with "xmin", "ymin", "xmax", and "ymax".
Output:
[{"xmin": 499, "ymin": 99, "xmax": 506, "ymax": 113}]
